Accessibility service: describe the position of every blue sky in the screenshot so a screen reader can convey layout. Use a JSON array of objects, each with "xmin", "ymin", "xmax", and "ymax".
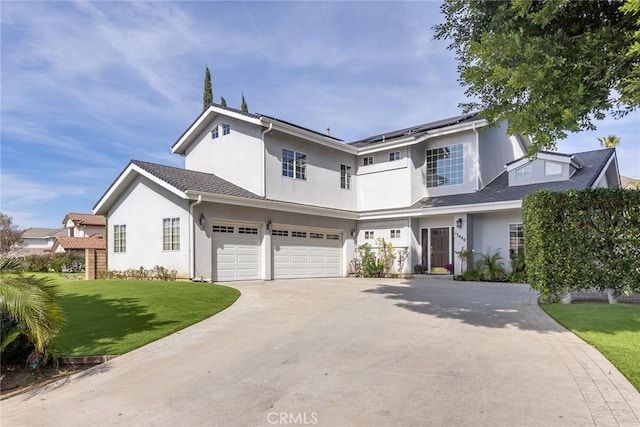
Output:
[{"xmin": 2, "ymin": 1, "xmax": 639, "ymax": 229}]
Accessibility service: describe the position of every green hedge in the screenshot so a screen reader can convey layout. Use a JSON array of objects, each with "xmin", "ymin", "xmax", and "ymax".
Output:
[{"xmin": 523, "ymin": 188, "xmax": 640, "ymax": 300}]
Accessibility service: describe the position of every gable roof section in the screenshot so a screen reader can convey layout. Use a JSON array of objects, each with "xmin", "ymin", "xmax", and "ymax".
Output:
[
  {"xmin": 53, "ymin": 235, "xmax": 106, "ymax": 251},
  {"xmin": 22, "ymin": 227, "xmax": 65, "ymax": 238},
  {"xmin": 409, "ymin": 148, "xmax": 615, "ymax": 210},
  {"xmin": 349, "ymin": 112, "xmax": 481, "ymax": 148},
  {"xmin": 63, "ymin": 213, "xmax": 106, "ymax": 226},
  {"xmin": 93, "ymin": 159, "xmax": 262, "ymax": 215}
]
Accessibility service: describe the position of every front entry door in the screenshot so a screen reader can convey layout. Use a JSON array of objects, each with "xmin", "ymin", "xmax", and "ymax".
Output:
[{"xmin": 430, "ymin": 227, "xmax": 450, "ymax": 269}]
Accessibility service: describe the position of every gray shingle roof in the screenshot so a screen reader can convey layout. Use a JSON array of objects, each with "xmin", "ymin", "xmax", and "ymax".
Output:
[
  {"xmin": 409, "ymin": 148, "xmax": 615, "ymax": 209},
  {"xmin": 131, "ymin": 160, "xmax": 262, "ymax": 199},
  {"xmin": 349, "ymin": 112, "xmax": 481, "ymax": 148}
]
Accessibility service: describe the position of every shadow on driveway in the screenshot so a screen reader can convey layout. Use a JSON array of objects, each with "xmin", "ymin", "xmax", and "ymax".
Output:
[{"xmin": 362, "ymin": 280, "xmax": 553, "ymax": 332}]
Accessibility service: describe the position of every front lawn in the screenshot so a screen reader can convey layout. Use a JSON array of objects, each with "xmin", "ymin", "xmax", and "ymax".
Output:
[
  {"xmin": 541, "ymin": 304, "xmax": 640, "ymax": 392},
  {"xmin": 55, "ymin": 279, "xmax": 240, "ymax": 356}
]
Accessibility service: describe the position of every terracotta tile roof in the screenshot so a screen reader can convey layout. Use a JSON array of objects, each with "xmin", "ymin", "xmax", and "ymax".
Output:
[
  {"xmin": 63, "ymin": 213, "xmax": 106, "ymax": 226},
  {"xmin": 54, "ymin": 235, "xmax": 106, "ymax": 250}
]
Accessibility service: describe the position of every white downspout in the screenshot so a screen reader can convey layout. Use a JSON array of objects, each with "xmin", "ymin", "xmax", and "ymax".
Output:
[
  {"xmin": 473, "ymin": 124, "xmax": 480, "ymax": 191},
  {"xmin": 189, "ymin": 194, "xmax": 203, "ymax": 280},
  {"xmin": 261, "ymin": 122, "xmax": 273, "ymax": 197}
]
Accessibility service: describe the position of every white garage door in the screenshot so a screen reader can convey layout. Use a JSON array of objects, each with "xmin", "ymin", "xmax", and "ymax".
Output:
[
  {"xmin": 272, "ymin": 229, "xmax": 342, "ymax": 279},
  {"xmin": 212, "ymin": 224, "xmax": 260, "ymax": 281}
]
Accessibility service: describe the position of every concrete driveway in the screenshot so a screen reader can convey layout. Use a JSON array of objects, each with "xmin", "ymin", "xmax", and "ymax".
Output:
[{"xmin": 2, "ymin": 278, "xmax": 639, "ymax": 426}]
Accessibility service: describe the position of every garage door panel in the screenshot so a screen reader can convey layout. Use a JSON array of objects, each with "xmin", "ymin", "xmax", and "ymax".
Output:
[
  {"xmin": 273, "ymin": 229, "xmax": 342, "ymax": 279},
  {"xmin": 213, "ymin": 225, "xmax": 260, "ymax": 281}
]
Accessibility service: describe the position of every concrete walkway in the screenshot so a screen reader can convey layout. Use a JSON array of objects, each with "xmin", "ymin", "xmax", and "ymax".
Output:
[{"xmin": 2, "ymin": 278, "xmax": 639, "ymax": 426}]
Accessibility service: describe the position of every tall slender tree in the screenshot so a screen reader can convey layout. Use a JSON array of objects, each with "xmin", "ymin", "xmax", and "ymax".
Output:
[
  {"xmin": 220, "ymin": 96, "xmax": 227, "ymax": 108},
  {"xmin": 240, "ymin": 92, "xmax": 249, "ymax": 114},
  {"xmin": 203, "ymin": 66, "xmax": 213, "ymax": 112}
]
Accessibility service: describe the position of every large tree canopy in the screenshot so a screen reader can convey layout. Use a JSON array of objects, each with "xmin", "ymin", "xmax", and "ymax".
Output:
[{"xmin": 434, "ymin": 0, "xmax": 640, "ymax": 151}]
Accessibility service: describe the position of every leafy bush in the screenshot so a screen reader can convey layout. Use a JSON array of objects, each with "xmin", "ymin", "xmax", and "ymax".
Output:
[
  {"xmin": 98, "ymin": 266, "xmax": 178, "ymax": 281},
  {"xmin": 523, "ymin": 188, "xmax": 640, "ymax": 300},
  {"xmin": 477, "ymin": 249, "xmax": 505, "ymax": 281},
  {"xmin": 457, "ymin": 268, "xmax": 483, "ymax": 281},
  {"xmin": 413, "ymin": 263, "xmax": 426, "ymax": 274}
]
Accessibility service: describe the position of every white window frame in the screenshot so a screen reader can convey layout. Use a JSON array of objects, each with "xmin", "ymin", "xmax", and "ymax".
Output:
[
  {"xmin": 545, "ymin": 161, "xmax": 562, "ymax": 176},
  {"xmin": 425, "ymin": 143, "xmax": 464, "ymax": 188},
  {"xmin": 390, "ymin": 229, "xmax": 401, "ymax": 239},
  {"xmin": 389, "ymin": 151, "xmax": 400, "ymax": 161},
  {"xmin": 211, "ymin": 126, "xmax": 219, "ymax": 139},
  {"xmin": 282, "ymin": 149, "xmax": 307, "ymax": 180},
  {"xmin": 113, "ymin": 224, "xmax": 126, "ymax": 253},
  {"xmin": 222, "ymin": 123, "xmax": 230, "ymax": 135},
  {"xmin": 340, "ymin": 164, "xmax": 352, "ymax": 189},
  {"xmin": 363, "ymin": 156, "xmax": 374, "ymax": 166},
  {"xmin": 364, "ymin": 231, "xmax": 375, "ymax": 240},
  {"xmin": 515, "ymin": 163, "xmax": 532, "ymax": 180},
  {"xmin": 163, "ymin": 218, "xmax": 180, "ymax": 251},
  {"xmin": 509, "ymin": 223, "xmax": 524, "ymax": 255}
]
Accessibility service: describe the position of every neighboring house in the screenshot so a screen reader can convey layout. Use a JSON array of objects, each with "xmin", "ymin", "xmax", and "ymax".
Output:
[
  {"xmin": 52, "ymin": 234, "xmax": 106, "ymax": 257},
  {"xmin": 9, "ymin": 227, "xmax": 66, "ymax": 257},
  {"xmin": 62, "ymin": 213, "xmax": 106, "ymax": 237},
  {"xmin": 93, "ymin": 104, "xmax": 620, "ymax": 281}
]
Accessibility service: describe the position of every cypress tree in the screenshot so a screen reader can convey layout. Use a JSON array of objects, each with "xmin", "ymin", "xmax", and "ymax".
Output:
[
  {"xmin": 240, "ymin": 92, "xmax": 248, "ymax": 114},
  {"xmin": 220, "ymin": 96, "xmax": 227, "ymax": 108},
  {"xmin": 203, "ymin": 66, "xmax": 213, "ymax": 111}
]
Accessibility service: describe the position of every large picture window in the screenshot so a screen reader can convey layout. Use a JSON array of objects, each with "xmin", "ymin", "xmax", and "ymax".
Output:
[
  {"xmin": 163, "ymin": 218, "xmax": 180, "ymax": 251},
  {"xmin": 113, "ymin": 224, "xmax": 126, "ymax": 253},
  {"xmin": 425, "ymin": 144, "xmax": 464, "ymax": 188},
  {"xmin": 509, "ymin": 223, "xmax": 524, "ymax": 255},
  {"xmin": 282, "ymin": 149, "xmax": 307, "ymax": 180}
]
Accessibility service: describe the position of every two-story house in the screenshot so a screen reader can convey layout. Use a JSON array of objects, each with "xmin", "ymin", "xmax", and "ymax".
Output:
[{"xmin": 93, "ymin": 104, "xmax": 620, "ymax": 281}]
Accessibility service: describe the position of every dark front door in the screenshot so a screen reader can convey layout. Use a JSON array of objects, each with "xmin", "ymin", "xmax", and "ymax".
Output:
[{"xmin": 430, "ymin": 227, "xmax": 450, "ymax": 269}]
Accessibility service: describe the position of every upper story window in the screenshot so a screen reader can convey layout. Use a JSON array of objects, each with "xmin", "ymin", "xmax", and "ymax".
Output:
[
  {"xmin": 113, "ymin": 224, "xmax": 126, "ymax": 253},
  {"xmin": 389, "ymin": 151, "xmax": 400, "ymax": 161},
  {"xmin": 545, "ymin": 161, "xmax": 562, "ymax": 176},
  {"xmin": 363, "ymin": 156, "xmax": 374, "ymax": 166},
  {"xmin": 222, "ymin": 123, "xmax": 231, "ymax": 135},
  {"xmin": 163, "ymin": 218, "xmax": 180, "ymax": 251},
  {"xmin": 515, "ymin": 163, "xmax": 532, "ymax": 180},
  {"xmin": 390, "ymin": 229, "xmax": 401, "ymax": 238},
  {"xmin": 340, "ymin": 164, "xmax": 352, "ymax": 189},
  {"xmin": 211, "ymin": 126, "xmax": 219, "ymax": 139},
  {"xmin": 282, "ymin": 149, "xmax": 307, "ymax": 180},
  {"xmin": 364, "ymin": 231, "xmax": 375, "ymax": 239},
  {"xmin": 425, "ymin": 143, "xmax": 464, "ymax": 188}
]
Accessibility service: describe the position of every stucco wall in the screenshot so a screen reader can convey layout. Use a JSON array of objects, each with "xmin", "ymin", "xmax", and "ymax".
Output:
[
  {"xmin": 478, "ymin": 121, "xmax": 525, "ymax": 187},
  {"xmin": 107, "ymin": 175, "xmax": 190, "ymax": 277},
  {"xmin": 471, "ymin": 210, "xmax": 522, "ymax": 272},
  {"xmin": 355, "ymin": 219, "xmax": 412, "ymax": 274},
  {"xmin": 184, "ymin": 115, "xmax": 263, "ymax": 195},
  {"xmin": 264, "ymin": 131, "xmax": 357, "ymax": 211}
]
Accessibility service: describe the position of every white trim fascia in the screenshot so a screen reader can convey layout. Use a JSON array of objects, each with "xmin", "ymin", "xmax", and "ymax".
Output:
[
  {"xmin": 185, "ymin": 190, "xmax": 359, "ymax": 220},
  {"xmin": 590, "ymin": 152, "xmax": 618, "ymax": 188},
  {"xmin": 414, "ymin": 119, "xmax": 489, "ymax": 144},
  {"xmin": 358, "ymin": 199, "xmax": 522, "ymax": 221},
  {"xmin": 172, "ymin": 106, "xmax": 262, "ymax": 154},
  {"xmin": 263, "ymin": 119, "xmax": 357, "ymax": 154},
  {"xmin": 506, "ymin": 158, "xmax": 531, "ymax": 172},
  {"xmin": 357, "ymin": 136, "xmax": 416, "ymax": 155},
  {"xmin": 93, "ymin": 164, "xmax": 187, "ymax": 215}
]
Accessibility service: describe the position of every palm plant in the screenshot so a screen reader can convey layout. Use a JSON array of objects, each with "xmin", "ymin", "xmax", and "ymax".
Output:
[
  {"xmin": 478, "ymin": 250, "xmax": 506, "ymax": 282},
  {"xmin": 0, "ymin": 256, "xmax": 67, "ymax": 367},
  {"xmin": 597, "ymin": 135, "xmax": 621, "ymax": 148}
]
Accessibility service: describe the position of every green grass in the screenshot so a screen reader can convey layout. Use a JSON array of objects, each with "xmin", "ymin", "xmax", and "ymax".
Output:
[
  {"xmin": 53, "ymin": 279, "xmax": 240, "ymax": 356},
  {"xmin": 541, "ymin": 303, "xmax": 640, "ymax": 392}
]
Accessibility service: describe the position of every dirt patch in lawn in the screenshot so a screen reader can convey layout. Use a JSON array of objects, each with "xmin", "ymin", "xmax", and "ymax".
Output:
[{"xmin": 1, "ymin": 363, "xmax": 92, "ymax": 400}]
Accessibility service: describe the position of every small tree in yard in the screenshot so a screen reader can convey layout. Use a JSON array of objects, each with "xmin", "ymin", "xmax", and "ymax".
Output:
[{"xmin": 1, "ymin": 213, "xmax": 22, "ymax": 254}]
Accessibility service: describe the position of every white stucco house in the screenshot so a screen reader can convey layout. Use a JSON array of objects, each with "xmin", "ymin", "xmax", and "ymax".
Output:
[{"xmin": 93, "ymin": 104, "xmax": 620, "ymax": 281}]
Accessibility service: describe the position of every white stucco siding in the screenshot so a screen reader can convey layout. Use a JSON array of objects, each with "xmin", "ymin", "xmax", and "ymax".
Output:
[
  {"xmin": 478, "ymin": 120, "xmax": 524, "ymax": 188},
  {"xmin": 107, "ymin": 176, "xmax": 190, "ymax": 278},
  {"xmin": 357, "ymin": 165, "xmax": 411, "ymax": 210},
  {"xmin": 193, "ymin": 202, "xmax": 356, "ymax": 281},
  {"xmin": 411, "ymin": 131, "xmax": 479, "ymax": 203},
  {"xmin": 184, "ymin": 116, "xmax": 263, "ymax": 195},
  {"xmin": 471, "ymin": 210, "xmax": 522, "ymax": 271},
  {"xmin": 356, "ymin": 220, "xmax": 412, "ymax": 274},
  {"xmin": 264, "ymin": 132, "xmax": 357, "ymax": 210}
]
